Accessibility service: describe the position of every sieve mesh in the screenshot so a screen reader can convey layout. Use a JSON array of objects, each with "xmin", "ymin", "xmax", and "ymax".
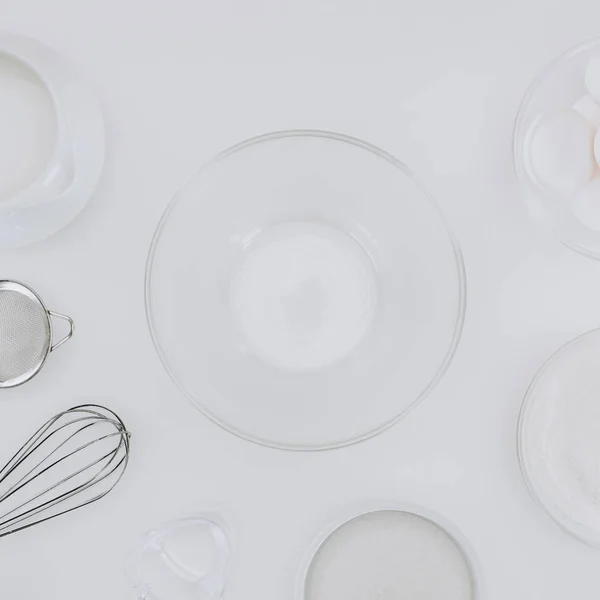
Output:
[{"xmin": 0, "ymin": 289, "xmax": 50, "ymax": 385}]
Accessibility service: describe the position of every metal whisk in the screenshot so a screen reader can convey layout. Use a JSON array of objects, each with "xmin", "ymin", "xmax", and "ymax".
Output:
[{"xmin": 0, "ymin": 404, "xmax": 130, "ymax": 537}]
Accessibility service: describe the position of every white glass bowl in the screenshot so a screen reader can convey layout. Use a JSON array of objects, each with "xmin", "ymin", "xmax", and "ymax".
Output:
[
  {"xmin": 518, "ymin": 328, "xmax": 600, "ymax": 547},
  {"xmin": 514, "ymin": 38, "xmax": 600, "ymax": 259},
  {"xmin": 146, "ymin": 130, "xmax": 466, "ymax": 450},
  {"xmin": 0, "ymin": 34, "xmax": 104, "ymax": 247},
  {"xmin": 297, "ymin": 504, "xmax": 481, "ymax": 600}
]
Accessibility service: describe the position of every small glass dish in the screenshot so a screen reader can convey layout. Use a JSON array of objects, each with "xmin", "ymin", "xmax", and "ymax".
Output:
[
  {"xmin": 514, "ymin": 38, "xmax": 600, "ymax": 259},
  {"xmin": 296, "ymin": 503, "xmax": 481, "ymax": 600},
  {"xmin": 128, "ymin": 513, "xmax": 231, "ymax": 600},
  {"xmin": 518, "ymin": 328, "xmax": 600, "ymax": 547},
  {"xmin": 146, "ymin": 130, "xmax": 466, "ymax": 450}
]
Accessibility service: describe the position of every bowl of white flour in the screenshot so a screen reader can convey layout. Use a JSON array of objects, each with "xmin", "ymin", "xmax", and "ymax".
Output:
[
  {"xmin": 297, "ymin": 505, "xmax": 481, "ymax": 600},
  {"xmin": 519, "ymin": 328, "xmax": 600, "ymax": 546}
]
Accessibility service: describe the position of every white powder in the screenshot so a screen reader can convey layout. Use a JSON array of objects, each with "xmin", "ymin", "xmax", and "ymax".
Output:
[
  {"xmin": 304, "ymin": 511, "xmax": 474, "ymax": 600},
  {"xmin": 521, "ymin": 329, "xmax": 600, "ymax": 541},
  {"xmin": 231, "ymin": 222, "xmax": 377, "ymax": 371}
]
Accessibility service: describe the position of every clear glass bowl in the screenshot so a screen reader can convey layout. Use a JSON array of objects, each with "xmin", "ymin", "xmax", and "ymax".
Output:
[
  {"xmin": 514, "ymin": 38, "xmax": 600, "ymax": 260},
  {"xmin": 146, "ymin": 130, "xmax": 466, "ymax": 450},
  {"xmin": 296, "ymin": 504, "xmax": 481, "ymax": 600},
  {"xmin": 518, "ymin": 328, "xmax": 600, "ymax": 547},
  {"xmin": 128, "ymin": 513, "xmax": 231, "ymax": 600}
]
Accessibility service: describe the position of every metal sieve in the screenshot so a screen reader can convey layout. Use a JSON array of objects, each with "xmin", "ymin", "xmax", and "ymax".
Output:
[{"xmin": 0, "ymin": 280, "xmax": 74, "ymax": 388}]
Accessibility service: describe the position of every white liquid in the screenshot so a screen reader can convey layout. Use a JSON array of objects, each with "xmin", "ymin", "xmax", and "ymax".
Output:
[
  {"xmin": 0, "ymin": 56, "xmax": 57, "ymax": 203},
  {"xmin": 231, "ymin": 222, "xmax": 377, "ymax": 371},
  {"xmin": 305, "ymin": 511, "xmax": 474, "ymax": 600}
]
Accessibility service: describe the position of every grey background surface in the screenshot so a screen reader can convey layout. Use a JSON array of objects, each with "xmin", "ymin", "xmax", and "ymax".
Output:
[{"xmin": 2, "ymin": 0, "xmax": 600, "ymax": 598}]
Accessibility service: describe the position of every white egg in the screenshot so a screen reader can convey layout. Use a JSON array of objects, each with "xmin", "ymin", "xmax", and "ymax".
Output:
[
  {"xmin": 596, "ymin": 128, "xmax": 600, "ymax": 167},
  {"xmin": 585, "ymin": 53, "xmax": 600, "ymax": 104},
  {"xmin": 573, "ymin": 177, "xmax": 600, "ymax": 230},
  {"xmin": 529, "ymin": 109, "xmax": 594, "ymax": 195},
  {"xmin": 573, "ymin": 94, "xmax": 600, "ymax": 128}
]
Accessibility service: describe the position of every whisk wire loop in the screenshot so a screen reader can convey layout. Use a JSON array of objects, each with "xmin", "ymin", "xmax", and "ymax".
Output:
[{"xmin": 0, "ymin": 404, "xmax": 130, "ymax": 537}]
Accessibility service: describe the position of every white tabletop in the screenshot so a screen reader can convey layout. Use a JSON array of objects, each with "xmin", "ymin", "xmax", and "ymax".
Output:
[{"xmin": 2, "ymin": 0, "xmax": 600, "ymax": 598}]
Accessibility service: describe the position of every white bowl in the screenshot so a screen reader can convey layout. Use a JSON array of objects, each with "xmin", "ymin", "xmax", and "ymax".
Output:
[
  {"xmin": 0, "ymin": 34, "xmax": 104, "ymax": 247},
  {"xmin": 518, "ymin": 328, "xmax": 600, "ymax": 547}
]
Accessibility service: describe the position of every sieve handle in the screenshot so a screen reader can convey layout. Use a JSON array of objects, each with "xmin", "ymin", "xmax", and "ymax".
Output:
[{"xmin": 48, "ymin": 311, "xmax": 75, "ymax": 352}]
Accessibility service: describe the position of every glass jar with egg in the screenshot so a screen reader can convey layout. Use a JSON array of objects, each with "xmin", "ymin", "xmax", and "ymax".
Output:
[{"xmin": 515, "ymin": 39, "xmax": 600, "ymax": 259}]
